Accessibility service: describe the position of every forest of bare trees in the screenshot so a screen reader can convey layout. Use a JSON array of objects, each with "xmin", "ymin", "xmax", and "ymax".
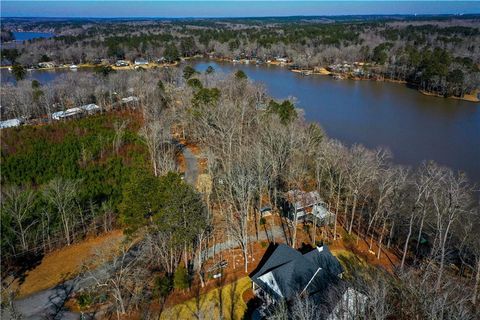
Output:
[
  {"xmin": 1, "ymin": 64, "xmax": 479, "ymax": 318},
  {"xmin": 2, "ymin": 16, "xmax": 480, "ymax": 97}
]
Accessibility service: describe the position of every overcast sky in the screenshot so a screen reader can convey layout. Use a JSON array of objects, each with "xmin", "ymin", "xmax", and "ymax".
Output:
[{"xmin": 2, "ymin": 1, "xmax": 479, "ymax": 18}]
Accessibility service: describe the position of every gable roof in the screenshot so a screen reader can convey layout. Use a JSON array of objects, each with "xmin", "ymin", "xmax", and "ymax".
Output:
[
  {"xmin": 250, "ymin": 244, "xmax": 343, "ymax": 301},
  {"xmin": 286, "ymin": 190, "xmax": 322, "ymax": 210}
]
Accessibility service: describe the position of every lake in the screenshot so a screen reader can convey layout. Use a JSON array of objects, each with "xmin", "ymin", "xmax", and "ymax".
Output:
[
  {"xmin": 191, "ymin": 61, "xmax": 480, "ymax": 182},
  {"xmin": 1, "ymin": 62, "xmax": 479, "ymax": 182},
  {"xmin": 12, "ymin": 31, "xmax": 54, "ymax": 41}
]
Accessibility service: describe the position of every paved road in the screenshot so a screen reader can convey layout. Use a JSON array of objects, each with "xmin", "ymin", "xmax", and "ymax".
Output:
[
  {"xmin": 5, "ymin": 144, "xmax": 288, "ymax": 319},
  {"xmin": 172, "ymin": 139, "xmax": 199, "ymax": 186},
  {"xmin": 4, "ymin": 244, "xmax": 140, "ymax": 320},
  {"xmin": 181, "ymin": 144, "xmax": 199, "ymax": 186},
  {"xmin": 3, "ymin": 140, "xmax": 201, "ymax": 320},
  {"xmin": 5, "ymin": 223, "xmax": 289, "ymax": 319},
  {"xmin": 195, "ymin": 223, "xmax": 289, "ymax": 269}
]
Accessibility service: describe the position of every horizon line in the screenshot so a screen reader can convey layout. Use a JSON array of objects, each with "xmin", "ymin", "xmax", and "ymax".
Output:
[{"xmin": 3, "ymin": 13, "xmax": 479, "ymax": 19}]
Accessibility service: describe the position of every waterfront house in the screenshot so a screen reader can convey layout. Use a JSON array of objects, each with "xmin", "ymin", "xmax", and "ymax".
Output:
[
  {"xmin": 0, "ymin": 118, "xmax": 22, "ymax": 129},
  {"xmin": 118, "ymin": 96, "xmax": 140, "ymax": 109},
  {"xmin": 80, "ymin": 103, "xmax": 101, "ymax": 114},
  {"xmin": 51, "ymin": 110, "xmax": 65, "ymax": 120},
  {"xmin": 52, "ymin": 107, "xmax": 83, "ymax": 120},
  {"xmin": 250, "ymin": 244, "xmax": 367, "ymax": 319},
  {"xmin": 285, "ymin": 190, "xmax": 335, "ymax": 226},
  {"xmin": 115, "ymin": 60, "xmax": 129, "ymax": 67},
  {"xmin": 250, "ymin": 244, "xmax": 345, "ymax": 309},
  {"xmin": 38, "ymin": 62, "xmax": 55, "ymax": 69},
  {"xmin": 121, "ymin": 96, "xmax": 140, "ymax": 103},
  {"xmin": 134, "ymin": 58, "xmax": 149, "ymax": 65},
  {"xmin": 275, "ymin": 57, "xmax": 289, "ymax": 63},
  {"xmin": 255, "ymin": 102, "xmax": 268, "ymax": 111}
]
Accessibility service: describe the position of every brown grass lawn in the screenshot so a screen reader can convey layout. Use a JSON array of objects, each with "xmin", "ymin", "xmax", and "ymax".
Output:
[{"xmin": 15, "ymin": 230, "xmax": 124, "ymax": 298}]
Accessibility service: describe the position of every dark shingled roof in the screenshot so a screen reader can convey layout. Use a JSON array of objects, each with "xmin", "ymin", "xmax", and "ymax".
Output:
[{"xmin": 250, "ymin": 244, "xmax": 343, "ymax": 301}]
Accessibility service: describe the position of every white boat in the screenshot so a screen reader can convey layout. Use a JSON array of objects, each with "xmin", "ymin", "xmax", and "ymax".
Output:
[{"xmin": 69, "ymin": 64, "xmax": 78, "ymax": 70}]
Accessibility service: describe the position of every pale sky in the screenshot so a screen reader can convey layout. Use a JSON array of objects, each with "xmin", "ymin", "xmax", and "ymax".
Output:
[{"xmin": 2, "ymin": 1, "xmax": 479, "ymax": 18}]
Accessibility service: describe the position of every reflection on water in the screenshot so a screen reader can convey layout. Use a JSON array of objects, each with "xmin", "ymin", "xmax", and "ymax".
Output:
[
  {"xmin": 1, "ymin": 61, "xmax": 479, "ymax": 182},
  {"xmin": 192, "ymin": 61, "xmax": 480, "ymax": 183},
  {"xmin": 12, "ymin": 31, "xmax": 54, "ymax": 41}
]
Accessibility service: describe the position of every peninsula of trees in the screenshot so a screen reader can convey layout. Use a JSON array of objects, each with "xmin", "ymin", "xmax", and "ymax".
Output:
[{"xmin": 1, "ymin": 15, "xmax": 479, "ymax": 99}]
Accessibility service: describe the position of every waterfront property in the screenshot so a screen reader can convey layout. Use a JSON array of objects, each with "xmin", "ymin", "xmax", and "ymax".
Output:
[
  {"xmin": 1, "ymin": 61, "xmax": 478, "ymax": 183},
  {"xmin": 116, "ymin": 60, "xmax": 130, "ymax": 67},
  {"xmin": 134, "ymin": 58, "xmax": 149, "ymax": 65},
  {"xmin": 250, "ymin": 244, "xmax": 355, "ymax": 317},
  {"xmin": 80, "ymin": 103, "xmax": 101, "ymax": 114},
  {"xmin": 51, "ymin": 104, "xmax": 100, "ymax": 120},
  {"xmin": 38, "ymin": 62, "xmax": 55, "ymax": 69},
  {"xmin": 52, "ymin": 107, "xmax": 83, "ymax": 120},
  {"xmin": 0, "ymin": 118, "xmax": 22, "ymax": 129},
  {"xmin": 285, "ymin": 190, "xmax": 335, "ymax": 226},
  {"xmin": 250, "ymin": 244, "xmax": 369, "ymax": 319}
]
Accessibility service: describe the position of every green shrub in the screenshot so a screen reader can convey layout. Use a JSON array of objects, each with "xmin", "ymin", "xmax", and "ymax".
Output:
[
  {"xmin": 77, "ymin": 292, "xmax": 94, "ymax": 308},
  {"xmin": 154, "ymin": 275, "xmax": 173, "ymax": 298},
  {"xmin": 174, "ymin": 264, "xmax": 190, "ymax": 290}
]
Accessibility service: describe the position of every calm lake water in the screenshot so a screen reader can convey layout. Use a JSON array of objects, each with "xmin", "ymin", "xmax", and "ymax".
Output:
[
  {"xmin": 195, "ymin": 62, "xmax": 480, "ymax": 183},
  {"xmin": 12, "ymin": 31, "xmax": 54, "ymax": 41},
  {"xmin": 1, "ymin": 62, "xmax": 479, "ymax": 182}
]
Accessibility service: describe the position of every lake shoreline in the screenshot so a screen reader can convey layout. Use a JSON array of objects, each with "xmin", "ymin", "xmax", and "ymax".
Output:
[
  {"xmin": 2, "ymin": 57, "xmax": 479, "ymax": 103},
  {"xmin": 2, "ymin": 58, "xmax": 479, "ymax": 182},
  {"xmin": 286, "ymin": 67, "xmax": 478, "ymax": 103}
]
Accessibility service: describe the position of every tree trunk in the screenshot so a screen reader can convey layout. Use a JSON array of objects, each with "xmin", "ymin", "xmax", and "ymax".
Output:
[
  {"xmin": 292, "ymin": 208, "xmax": 298, "ymax": 249},
  {"xmin": 343, "ymin": 195, "xmax": 349, "ymax": 225},
  {"xmin": 387, "ymin": 220, "xmax": 394, "ymax": 248},
  {"xmin": 473, "ymin": 259, "xmax": 480, "ymax": 305},
  {"xmin": 61, "ymin": 208, "xmax": 71, "ymax": 246},
  {"xmin": 243, "ymin": 243, "xmax": 248, "ymax": 273},
  {"xmin": 377, "ymin": 221, "xmax": 386, "ymax": 259},
  {"xmin": 333, "ymin": 177, "xmax": 341, "ymax": 241},
  {"xmin": 348, "ymin": 194, "xmax": 358, "ymax": 234},
  {"xmin": 436, "ymin": 220, "xmax": 453, "ymax": 290},
  {"xmin": 401, "ymin": 214, "xmax": 415, "ymax": 271},
  {"xmin": 415, "ymin": 209, "xmax": 426, "ymax": 253}
]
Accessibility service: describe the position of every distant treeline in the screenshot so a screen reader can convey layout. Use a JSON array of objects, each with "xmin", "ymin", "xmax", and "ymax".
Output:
[{"xmin": 2, "ymin": 16, "xmax": 479, "ymax": 97}]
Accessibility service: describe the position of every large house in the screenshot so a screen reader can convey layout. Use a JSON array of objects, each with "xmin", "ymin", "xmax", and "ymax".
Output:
[
  {"xmin": 250, "ymin": 244, "xmax": 365, "ymax": 319},
  {"xmin": 250, "ymin": 244, "xmax": 343, "ymax": 304},
  {"xmin": 285, "ymin": 190, "xmax": 335, "ymax": 225}
]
